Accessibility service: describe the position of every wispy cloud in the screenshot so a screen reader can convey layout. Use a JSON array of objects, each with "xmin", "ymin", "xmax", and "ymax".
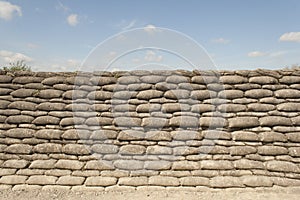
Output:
[
  {"xmin": 279, "ymin": 32, "xmax": 300, "ymax": 43},
  {"xmin": 144, "ymin": 50, "xmax": 163, "ymax": 62},
  {"xmin": 0, "ymin": 1, "xmax": 22, "ymax": 21},
  {"xmin": 248, "ymin": 51, "xmax": 267, "ymax": 57},
  {"xmin": 67, "ymin": 14, "xmax": 78, "ymax": 26},
  {"xmin": 0, "ymin": 50, "xmax": 33, "ymax": 63},
  {"xmin": 211, "ymin": 38, "xmax": 230, "ymax": 44}
]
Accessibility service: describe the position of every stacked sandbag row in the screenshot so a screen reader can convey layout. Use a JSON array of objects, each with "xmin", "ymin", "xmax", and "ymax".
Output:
[{"xmin": 0, "ymin": 69, "xmax": 300, "ymax": 190}]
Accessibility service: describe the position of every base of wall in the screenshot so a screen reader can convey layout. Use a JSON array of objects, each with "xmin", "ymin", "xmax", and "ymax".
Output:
[{"xmin": 1, "ymin": 185, "xmax": 300, "ymax": 200}]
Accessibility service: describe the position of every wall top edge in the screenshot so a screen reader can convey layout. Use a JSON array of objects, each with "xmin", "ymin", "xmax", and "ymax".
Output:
[{"xmin": 0, "ymin": 68, "xmax": 300, "ymax": 78}]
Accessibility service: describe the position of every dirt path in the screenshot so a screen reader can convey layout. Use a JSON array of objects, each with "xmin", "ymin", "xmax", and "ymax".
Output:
[{"xmin": 1, "ymin": 187, "xmax": 300, "ymax": 200}]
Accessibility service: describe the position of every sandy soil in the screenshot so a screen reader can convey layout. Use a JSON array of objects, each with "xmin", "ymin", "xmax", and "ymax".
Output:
[{"xmin": 1, "ymin": 187, "xmax": 300, "ymax": 200}]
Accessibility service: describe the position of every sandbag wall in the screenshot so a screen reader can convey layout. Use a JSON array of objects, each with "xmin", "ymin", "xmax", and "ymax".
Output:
[{"xmin": 0, "ymin": 69, "xmax": 300, "ymax": 190}]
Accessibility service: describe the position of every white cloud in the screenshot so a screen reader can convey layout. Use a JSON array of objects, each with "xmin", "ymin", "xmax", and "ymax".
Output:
[
  {"xmin": 0, "ymin": 50, "xmax": 33, "ymax": 63},
  {"xmin": 0, "ymin": 1, "xmax": 22, "ymax": 20},
  {"xmin": 144, "ymin": 50, "xmax": 163, "ymax": 62},
  {"xmin": 144, "ymin": 24, "xmax": 157, "ymax": 33},
  {"xmin": 279, "ymin": 32, "xmax": 300, "ymax": 43},
  {"xmin": 211, "ymin": 38, "xmax": 230, "ymax": 44},
  {"xmin": 47, "ymin": 59, "xmax": 81, "ymax": 71},
  {"xmin": 67, "ymin": 14, "xmax": 78, "ymax": 26},
  {"xmin": 248, "ymin": 51, "xmax": 267, "ymax": 57}
]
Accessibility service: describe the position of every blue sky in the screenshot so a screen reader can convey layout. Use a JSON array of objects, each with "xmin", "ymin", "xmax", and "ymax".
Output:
[{"xmin": 0, "ymin": 0, "xmax": 300, "ymax": 71}]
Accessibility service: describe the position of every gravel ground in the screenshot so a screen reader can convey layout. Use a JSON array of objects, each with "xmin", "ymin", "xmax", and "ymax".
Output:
[{"xmin": 1, "ymin": 187, "xmax": 300, "ymax": 200}]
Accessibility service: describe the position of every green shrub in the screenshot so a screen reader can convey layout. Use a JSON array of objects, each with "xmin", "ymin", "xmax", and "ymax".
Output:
[{"xmin": 1, "ymin": 60, "xmax": 31, "ymax": 72}]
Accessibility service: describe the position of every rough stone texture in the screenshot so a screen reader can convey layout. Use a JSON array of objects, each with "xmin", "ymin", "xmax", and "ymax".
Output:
[
  {"xmin": 200, "ymin": 117, "xmax": 227, "ymax": 128},
  {"xmin": 119, "ymin": 145, "xmax": 146, "ymax": 155},
  {"xmin": 149, "ymin": 176, "xmax": 180, "ymax": 186},
  {"xmin": 137, "ymin": 90, "xmax": 163, "ymax": 100},
  {"xmin": 218, "ymin": 90, "xmax": 244, "ymax": 99},
  {"xmin": 118, "ymin": 130, "xmax": 145, "ymax": 140},
  {"xmin": 275, "ymin": 89, "xmax": 300, "ymax": 98},
  {"xmin": 287, "ymin": 132, "xmax": 300, "ymax": 142},
  {"xmin": 5, "ymin": 144, "xmax": 32, "ymax": 154},
  {"xmin": 34, "ymin": 129, "xmax": 62, "ymax": 140},
  {"xmin": 141, "ymin": 117, "xmax": 168, "ymax": 128},
  {"xmin": 233, "ymin": 159, "xmax": 264, "ymax": 169},
  {"xmin": 85, "ymin": 177, "xmax": 117, "ymax": 186},
  {"xmin": 220, "ymin": 75, "xmax": 247, "ymax": 84},
  {"xmin": 248, "ymin": 103, "xmax": 275, "ymax": 112},
  {"xmin": 26, "ymin": 175, "xmax": 57, "ymax": 185},
  {"xmin": 266, "ymin": 161, "xmax": 299, "ymax": 173},
  {"xmin": 170, "ymin": 116, "xmax": 199, "ymax": 127},
  {"xmin": 0, "ymin": 75, "xmax": 13, "ymax": 83},
  {"xmin": 55, "ymin": 160, "xmax": 84, "ymax": 170},
  {"xmin": 278, "ymin": 103, "xmax": 300, "ymax": 111},
  {"xmin": 257, "ymin": 146, "xmax": 288, "ymax": 155},
  {"xmin": 37, "ymin": 102, "xmax": 66, "ymax": 111},
  {"xmin": 91, "ymin": 144, "xmax": 118, "ymax": 154},
  {"xmin": 32, "ymin": 116, "xmax": 60, "ymax": 125},
  {"xmin": 210, "ymin": 176, "xmax": 244, "ymax": 188},
  {"xmin": 229, "ymin": 146, "xmax": 257, "ymax": 156},
  {"xmin": 191, "ymin": 90, "xmax": 217, "ymax": 100},
  {"xmin": 241, "ymin": 175, "xmax": 273, "ymax": 187},
  {"xmin": 146, "ymin": 146, "xmax": 172, "ymax": 155},
  {"xmin": 180, "ymin": 176, "xmax": 210, "ymax": 186},
  {"xmin": 144, "ymin": 161, "xmax": 171, "ymax": 170},
  {"xmin": 62, "ymin": 144, "xmax": 90, "ymax": 155},
  {"xmin": 3, "ymin": 128, "xmax": 36, "ymax": 139},
  {"xmin": 145, "ymin": 131, "xmax": 172, "ymax": 141},
  {"xmin": 260, "ymin": 116, "xmax": 292, "ymax": 126},
  {"xmin": 164, "ymin": 89, "xmax": 190, "ymax": 99},
  {"xmin": 0, "ymin": 70, "xmax": 300, "ymax": 189},
  {"xmin": 171, "ymin": 130, "xmax": 202, "ymax": 140},
  {"xmin": 84, "ymin": 160, "xmax": 114, "ymax": 170},
  {"xmin": 2, "ymin": 160, "xmax": 29, "ymax": 169},
  {"xmin": 114, "ymin": 117, "xmax": 142, "ymax": 127},
  {"xmin": 118, "ymin": 177, "xmax": 148, "ymax": 186},
  {"xmin": 249, "ymin": 76, "xmax": 278, "ymax": 84},
  {"xmin": 8, "ymin": 101, "xmax": 37, "ymax": 111},
  {"xmin": 33, "ymin": 143, "xmax": 62, "ymax": 153},
  {"xmin": 232, "ymin": 131, "xmax": 258, "ymax": 141},
  {"xmin": 56, "ymin": 176, "xmax": 85, "ymax": 186},
  {"xmin": 258, "ymin": 132, "xmax": 286, "ymax": 142},
  {"xmin": 162, "ymin": 103, "xmax": 190, "ymax": 113},
  {"xmin": 200, "ymin": 160, "xmax": 233, "ymax": 170},
  {"xmin": 0, "ymin": 175, "xmax": 28, "ymax": 184},
  {"xmin": 245, "ymin": 89, "xmax": 273, "ymax": 98},
  {"xmin": 29, "ymin": 160, "xmax": 57, "ymax": 169},
  {"xmin": 113, "ymin": 160, "xmax": 144, "ymax": 170},
  {"xmin": 6, "ymin": 115, "xmax": 34, "ymax": 124},
  {"xmin": 11, "ymin": 89, "xmax": 37, "ymax": 98},
  {"xmin": 289, "ymin": 147, "xmax": 300, "ymax": 157},
  {"xmin": 38, "ymin": 89, "xmax": 63, "ymax": 99},
  {"xmin": 228, "ymin": 117, "xmax": 259, "ymax": 128},
  {"xmin": 172, "ymin": 161, "xmax": 200, "ymax": 170}
]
